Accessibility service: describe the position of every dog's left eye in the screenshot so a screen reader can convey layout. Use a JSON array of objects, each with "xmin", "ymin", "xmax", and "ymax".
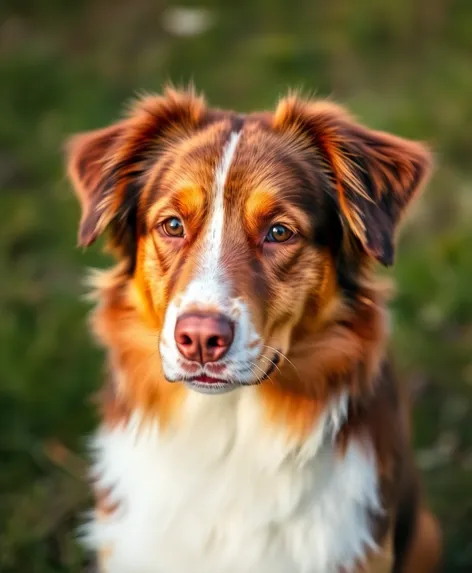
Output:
[{"xmin": 265, "ymin": 224, "xmax": 293, "ymax": 243}]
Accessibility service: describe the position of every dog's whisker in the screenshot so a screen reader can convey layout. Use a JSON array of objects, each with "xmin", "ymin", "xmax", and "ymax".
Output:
[
  {"xmin": 248, "ymin": 362, "xmax": 265, "ymax": 385},
  {"xmin": 262, "ymin": 345, "xmax": 299, "ymax": 377},
  {"xmin": 259, "ymin": 354, "xmax": 283, "ymax": 377}
]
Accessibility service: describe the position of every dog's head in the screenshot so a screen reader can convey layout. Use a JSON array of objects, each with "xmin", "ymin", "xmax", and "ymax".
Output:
[{"xmin": 67, "ymin": 88, "xmax": 431, "ymax": 397}]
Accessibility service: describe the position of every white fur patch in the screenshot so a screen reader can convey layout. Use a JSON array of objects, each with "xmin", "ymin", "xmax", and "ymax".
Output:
[
  {"xmin": 86, "ymin": 390, "xmax": 381, "ymax": 573},
  {"xmin": 195, "ymin": 129, "xmax": 240, "ymax": 293}
]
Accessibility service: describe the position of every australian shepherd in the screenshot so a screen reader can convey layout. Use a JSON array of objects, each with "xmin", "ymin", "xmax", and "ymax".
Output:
[{"xmin": 66, "ymin": 87, "xmax": 442, "ymax": 573}]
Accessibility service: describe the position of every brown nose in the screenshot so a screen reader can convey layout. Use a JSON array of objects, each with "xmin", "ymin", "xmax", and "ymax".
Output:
[{"xmin": 174, "ymin": 313, "xmax": 234, "ymax": 364}]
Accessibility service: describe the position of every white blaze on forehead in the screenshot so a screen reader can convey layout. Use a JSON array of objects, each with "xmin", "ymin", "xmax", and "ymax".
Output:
[
  {"xmin": 202, "ymin": 131, "xmax": 241, "ymax": 280},
  {"xmin": 183, "ymin": 130, "xmax": 242, "ymax": 308}
]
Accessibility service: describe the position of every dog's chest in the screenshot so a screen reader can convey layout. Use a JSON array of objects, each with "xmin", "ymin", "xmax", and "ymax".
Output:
[{"xmin": 89, "ymin": 389, "xmax": 380, "ymax": 573}]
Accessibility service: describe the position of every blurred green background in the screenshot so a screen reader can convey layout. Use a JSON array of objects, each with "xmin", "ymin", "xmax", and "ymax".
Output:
[{"xmin": 1, "ymin": 0, "xmax": 471, "ymax": 571}]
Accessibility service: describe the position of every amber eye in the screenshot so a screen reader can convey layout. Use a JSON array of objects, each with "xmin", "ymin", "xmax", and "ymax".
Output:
[
  {"xmin": 265, "ymin": 224, "xmax": 293, "ymax": 243},
  {"xmin": 162, "ymin": 217, "xmax": 184, "ymax": 238}
]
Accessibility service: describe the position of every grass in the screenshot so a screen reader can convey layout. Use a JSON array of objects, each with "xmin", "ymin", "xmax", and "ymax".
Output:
[{"xmin": 0, "ymin": 1, "xmax": 471, "ymax": 571}]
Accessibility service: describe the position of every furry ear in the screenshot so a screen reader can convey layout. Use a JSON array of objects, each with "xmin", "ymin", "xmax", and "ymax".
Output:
[
  {"xmin": 273, "ymin": 96, "xmax": 432, "ymax": 266},
  {"xmin": 66, "ymin": 122, "xmax": 126, "ymax": 247},
  {"xmin": 66, "ymin": 88, "xmax": 206, "ymax": 248}
]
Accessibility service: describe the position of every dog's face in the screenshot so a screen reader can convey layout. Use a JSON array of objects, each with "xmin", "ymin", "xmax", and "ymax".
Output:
[
  {"xmin": 140, "ymin": 122, "xmax": 334, "ymax": 394},
  {"xmin": 67, "ymin": 89, "xmax": 431, "ymax": 396}
]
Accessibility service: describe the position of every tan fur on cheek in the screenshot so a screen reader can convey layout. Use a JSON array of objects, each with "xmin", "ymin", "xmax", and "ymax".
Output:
[
  {"xmin": 132, "ymin": 239, "xmax": 161, "ymax": 329},
  {"xmin": 90, "ymin": 273, "xmax": 186, "ymax": 427},
  {"xmin": 263, "ymin": 249, "xmax": 337, "ymax": 358},
  {"xmin": 257, "ymin": 285, "xmax": 387, "ymax": 440},
  {"xmin": 132, "ymin": 234, "xmax": 175, "ymax": 331}
]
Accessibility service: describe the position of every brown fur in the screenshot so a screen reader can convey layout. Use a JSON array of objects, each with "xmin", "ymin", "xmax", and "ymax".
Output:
[{"xmin": 66, "ymin": 86, "xmax": 441, "ymax": 572}]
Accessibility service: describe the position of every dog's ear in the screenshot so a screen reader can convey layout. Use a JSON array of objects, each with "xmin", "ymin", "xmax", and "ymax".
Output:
[
  {"xmin": 66, "ymin": 88, "xmax": 206, "ymax": 248},
  {"xmin": 273, "ymin": 96, "xmax": 432, "ymax": 266},
  {"xmin": 66, "ymin": 122, "xmax": 126, "ymax": 247}
]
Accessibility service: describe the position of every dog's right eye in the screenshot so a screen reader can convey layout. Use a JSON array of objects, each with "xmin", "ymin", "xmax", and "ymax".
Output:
[{"xmin": 162, "ymin": 217, "xmax": 185, "ymax": 238}]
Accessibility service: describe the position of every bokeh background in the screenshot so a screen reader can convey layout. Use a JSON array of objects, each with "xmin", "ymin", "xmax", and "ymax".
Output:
[{"xmin": 1, "ymin": 1, "xmax": 471, "ymax": 571}]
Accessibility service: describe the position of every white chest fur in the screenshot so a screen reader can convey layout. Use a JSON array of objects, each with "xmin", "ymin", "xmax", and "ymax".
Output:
[{"xmin": 86, "ymin": 388, "xmax": 381, "ymax": 573}]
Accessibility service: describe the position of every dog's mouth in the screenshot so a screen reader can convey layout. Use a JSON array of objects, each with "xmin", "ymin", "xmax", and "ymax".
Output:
[{"xmin": 183, "ymin": 353, "xmax": 280, "ymax": 393}]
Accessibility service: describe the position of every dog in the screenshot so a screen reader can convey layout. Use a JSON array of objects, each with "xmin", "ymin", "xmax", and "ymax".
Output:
[{"xmin": 66, "ymin": 87, "xmax": 442, "ymax": 573}]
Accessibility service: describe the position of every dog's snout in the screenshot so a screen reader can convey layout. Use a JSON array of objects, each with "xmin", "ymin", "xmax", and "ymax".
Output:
[{"xmin": 174, "ymin": 313, "xmax": 234, "ymax": 364}]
